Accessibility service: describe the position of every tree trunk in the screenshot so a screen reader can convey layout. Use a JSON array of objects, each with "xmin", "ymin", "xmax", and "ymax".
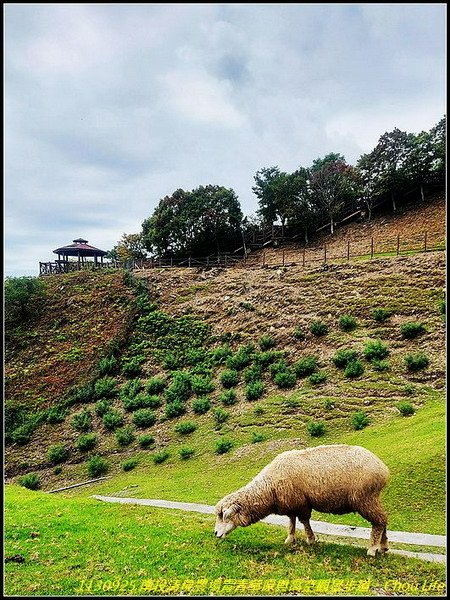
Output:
[
  {"xmin": 391, "ymin": 192, "xmax": 397, "ymax": 212},
  {"xmin": 368, "ymin": 206, "xmax": 372, "ymax": 221},
  {"xmin": 304, "ymin": 230, "xmax": 308, "ymax": 245},
  {"xmin": 330, "ymin": 219, "xmax": 334, "ymax": 235},
  {"xmin": 420, "ymin": 184, "xmax": 425, "ymax": 202}
]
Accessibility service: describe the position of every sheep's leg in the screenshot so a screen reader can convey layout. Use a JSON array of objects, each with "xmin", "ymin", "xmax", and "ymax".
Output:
[
  {"xmin": 380, "ymin": 526, "xmax": 389, "ymax": 553},
  {"xmin": 284, "ymin": 515, "xmax": 297, "ymax": 545},
  {"xmin": 358, "ymin": 499, "xmax": 388, "ymax": 557},
  {"xmin": 299, "ymin": 518, "xmax": 316, "ymax": 545}
]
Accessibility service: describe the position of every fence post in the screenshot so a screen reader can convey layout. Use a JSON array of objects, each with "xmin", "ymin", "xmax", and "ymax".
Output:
[
  {"xmin": 282, "ymin": 249, "xmax": 285, "ymax": 267},
  {"xmin": 303, "ymin": 247, "xmax": 305, "ymax": 267},
  {"xmin": 370, "ymin": 236, "xmax": 374, "ymax": 259},
  {"xmin": 159, "ymin": 257, "xmax": 162, "ymax": 267},
  {"xmin": 170, "ymin": 257, "xmax": 173, "ymax": 268},
  {"xmin": 396, "ymin": 235, "xmax": 400, "ymax": 256},
  {"xmin": 262, "ymin": 251, "xmax": 265, "ymax": 268},
  {"xmin": 225, "ymin": 255, "xmax": 228, "ymax": 267},
  {"xmin": 324, "ymin": 243, "xmax": 327, "ymax": 263},
  {"xmin": 424, "ymin": 231, "xmax": 428, "ymax": 252},
  {"xmin": 188, "ymin": 257, "xmax": 191, "ymax": 268},
  {"xmin": 347, "ymin": 240, "xmax": 350, "ymax": 261}
]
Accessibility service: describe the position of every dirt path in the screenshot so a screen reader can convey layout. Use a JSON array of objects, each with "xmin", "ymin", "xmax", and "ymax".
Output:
[{"xmin": 92, "ymin": 495, "xmax": 446, "ymax": 564}]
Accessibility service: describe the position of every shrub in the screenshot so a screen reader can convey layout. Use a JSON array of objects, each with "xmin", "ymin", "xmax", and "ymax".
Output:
[
  {"xmin": 120, "ymin": 379, "xmax": 142, "ymax": 400},
  {"xmin": 87, "ymin": 455, "xmax": 108, "ymax": 477},
  {"xmin": 211, "ymin": 345, "xmax": 233, "ymax": 364},
  {"xmin": 294, "ymin": 356, "xmax": 318, "ymax": 377},
  {"xmin": 18, "ymin": 473, "xmax": 41, "ymax": 490},
  {"xmin": 95, "ymin": 399, "xmax": 113, "ymax": 417},
  {"xmin": 122, "ymin": 356, "xmax": 144, "ymax": 377},
  {"xmin": 165, "ymin": 401, "xmax": 187, "ymax": 419},
  {"xmin": 308, "ymin": 371, "xmax": 328, "ymax": 386},
  {"xmin": 351, "ymin": 411, "xmax": 370, "ymax": 430},
  {"xmin": 245, "ymin": 381, "xmax": 265, "ymax": 401},
  {"xmin": 396, "ymin": 401, "xmax": 415, "ymax": 416},
  {"xmin": 255, "ymin": 350, "xmax": 284, "ymax": 368},
  {"xmin": 372, "ymin": 359, "xmax": 390, "ymax": 372},
  {"xmin": 215, "ymin": 438, "xmax": 233, "ymax": 454},
  {"xmin": 70, "ymin": 381, "xmax": 95, "ymax": 404},
  {"xmin": 244, "ymin": 364, "xmax": 262, "ymax": 384},
  {"xmin": 400, "ymin": 322, "xmax": 426, "ymax": 339},
  {"xmin": 180, "ymin": 447, "xmax": 195, "ymax": 460},
  {"xmin": 371, "ymin": 308, "xmax": 391, "ymax": 322},
  {"xmin": 122, "ymin": 458, "xmax": 139, "ymax": 472},
  {"xmin": 153, "ymin": 450, "xmax": 170, "ymax": 464},
  {"xmin": 175, "ymin": 421, "xmax": 197, "ymax": 435},
  {"xmin": 323, "ymin": 398, "xmax": 335, "ymax": 410},
  {"xmin": 98, "ymin": 356, "xmax": 118, "ymax": 376},
  {"xmin": 138, "ymin": 434, "xmax": 155, "ymax": 449},
  {"xmin": 307, "ymin": 421, "xmax": 326, "ymax": 437},
  {"xmin": 191, "ymin": 375, "xmax": 215, "ymax": 396},
  {"xmin": 309, "ymin": 320, "xmax": 328, "ymax": 336},
  {"xmin": 293, "ymin": 326, "xmax": 305, "ymax": 340},
  {"xmin": 192, "ymin": 397, "xmax": 211, "ymax": 415},
  {"xmin": 251, "ymin": 432, "xmax": 265, "ymax": 443},
  {"xmin": 225, "ymin": 347, "xmax": 254, "ymax": 371},
  {"xmin": 11, "ymin": 424, "xmax": 34, "ymax": 445},
  {"xmin": 363, "ymin": 340, "xmax": 389, "ymax": 361},
  {"xmin": 403, "ymin": 384, "xmax": 416, "ymax": 396},
  {"xmin": 102, "ymin": 409, "xmax": 124, "ymax": 431},
  {"xmin": 115, "ymin": 426, "xmax": 136, "ymax": 447},
  {"xmin": 46, "ymin": 406, "xmax": 67, "ymax": 424},
  {"xmin": 339, "ymin": 315, "xmax": 358, "ymax": 331},
  {"xmin": 253, "ymin": 405, "xmax": 264, "ymax": 415},
  {"xmin": 145, "ymin": 377, "xmax": 166, "ymax": 395},
  {"xmin": 259, "ymin": 334, "xmax": 275, "ymax": 350},
  {"xmin": 213, "ymin": 408, "xmax": 230, "ymax": 427},
  {"xmin": 344, "ymin": 360, "xmax": 365, "ymax": 378},
  {"xmin": 404, "ymin": 352, "xmax": 429, "ymax": 372},
  {"xmin": 132, "ymin": 409, "xmax": 156, "ymax": 428},
  {"xmin": 273, "ymin": 370, "xmax": 296, "ymax": 389},
  {"xmin": 5, "ymin": 276, "xmax": 45, "ymax": 328},
  {"xmin": 47, "ymin": 444, "xmax": 69, "ymax": 465},
  {"xmin": 269, "ymin": 359, "xmax": 288, "ymax": 378},
  {"xmin": 220, "ymin": 390, "xmax": 237, "ymax": 406},
  {"xmin": 332, "ymin": 349, "xmax": 359, "ymax": 369},
  {"xmin": 71, "ymin": 409, "xmax": 93, "ymax": 432},
  {"xmin": 76, "ymin": 433, "xmax": 97, "ymax": 452},
  {"xmin": 94, "ymin": 377, "xmax": 118, "ymax": 399},
  {"xmin": 164, "ymin": 372, "xmax": 192, "ymax": 403},
  {"xmin": 123, "ymin": 393, "xmax": 161, "ymax": 412},
  {"xmin": 439, "ymin": 299, "xmax": 445, "ymax": 315},
  {"xmin": 54, "ymin": 466, "xmax": 63, "ymax": 475}
]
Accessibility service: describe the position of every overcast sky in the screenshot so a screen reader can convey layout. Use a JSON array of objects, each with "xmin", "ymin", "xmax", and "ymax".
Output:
[{"xmin": 5, "ymin": 3, "xmax": 446, "ymax": 276}]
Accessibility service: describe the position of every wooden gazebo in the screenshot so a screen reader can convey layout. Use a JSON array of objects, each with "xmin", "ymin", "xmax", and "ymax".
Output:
[{"xmin": 53, "ymin": 238, "xmax": 107, "ymax": 267}]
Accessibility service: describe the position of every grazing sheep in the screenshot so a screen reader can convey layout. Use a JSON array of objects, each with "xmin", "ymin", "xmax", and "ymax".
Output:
[{"xmin": 214, "ymin": 444, "xmax": 390, "ymax": 556}]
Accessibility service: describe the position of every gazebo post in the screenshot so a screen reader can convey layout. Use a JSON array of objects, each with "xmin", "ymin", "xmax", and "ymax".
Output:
[{"xmin": 78, "ymin": 251, "xmax": 80, "ymax": 270}]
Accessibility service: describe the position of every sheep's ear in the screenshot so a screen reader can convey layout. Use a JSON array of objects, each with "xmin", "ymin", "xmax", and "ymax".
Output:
[{"xmin": 223, "ymin": 505, "xmax": 237, "ymax": 520}]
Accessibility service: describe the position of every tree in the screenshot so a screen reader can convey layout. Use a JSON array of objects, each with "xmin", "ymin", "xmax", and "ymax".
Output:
[
  {"xmin": 402, "ymin": 131, "xmax": 435, "ymax": 202},
  {"xmin": 5, "ymin": 276, "xmax": 45, "ymax": 330},
  {"xmin": 355, "ymin": 152, "xmax": 381, "ymax": 221},
  {"xmin": 252, "ymin": 166, "xmax": 282, "ymax": 225},
  {"xmin": 428, "ymin": 116, "xmax": 446, "ymax": 184},
  {"xmin": 141, "ymin": 185, "xmax": 243, "ymax": 257}
]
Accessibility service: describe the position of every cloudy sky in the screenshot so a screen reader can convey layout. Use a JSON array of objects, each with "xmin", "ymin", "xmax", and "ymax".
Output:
[{"xmin": 5, "ymin": 3, "xmax": 446, "ymax": 276}]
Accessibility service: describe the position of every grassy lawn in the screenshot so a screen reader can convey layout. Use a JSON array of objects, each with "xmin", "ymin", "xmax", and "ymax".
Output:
[{"xmin": 4, "ymin": 486, "xmax": 446, "ymax": 597}]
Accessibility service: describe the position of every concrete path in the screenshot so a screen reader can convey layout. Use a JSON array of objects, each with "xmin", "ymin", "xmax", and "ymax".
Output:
[{"xmin": 92, "ymin": 495, "xmax": 446, "ymax": 564}]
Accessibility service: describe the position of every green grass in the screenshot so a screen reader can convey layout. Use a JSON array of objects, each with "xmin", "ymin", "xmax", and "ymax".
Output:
[{"xmin": 4, "ymin": 486, "xmax": 445, "ymax": 596}]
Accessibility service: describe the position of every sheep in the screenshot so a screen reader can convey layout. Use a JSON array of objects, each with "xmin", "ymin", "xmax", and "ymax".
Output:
[{"xmin": 214, "ymin": 444, "xmax": 390, "ymax": 556}]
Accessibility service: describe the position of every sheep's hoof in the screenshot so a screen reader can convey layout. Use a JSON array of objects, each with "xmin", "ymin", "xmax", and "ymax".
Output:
[
  {"xmin": 284, "ymin": 535, "xmax": 297, "ymax": 545},
  {"xmin": 367, "ymin": 547, "xmax": 380, "ymax": 557},
  {"xmin": 305, "ymin": 537, "xmax": 316, "ymax": 546}
]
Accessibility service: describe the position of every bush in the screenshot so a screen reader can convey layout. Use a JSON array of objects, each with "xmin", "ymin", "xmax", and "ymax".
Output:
[
  {"xmin": 323, "ymin": 398, "xmax": 335, "ymax": 410},
  {"xmin": 102, "ymin": 409, "xmax": 124, "ymax": 431},
  {"xmin": 403, "ymin": 384, "xmax": 416, "ymax": 396},
  {"xmin": 123, "ymin": 393, "xmax": 161, "ymax": 411},
  {"xmin": 98, "ymin": 356, "xmax": 118, "ymax": 376},
  {"xmin": 244, "ymin": 364, "xmax": 262, "ymax": 384},
  {"xmin": 308, "ymin": 371, "xmax": 328, "ymax": 386},
  {"xmin": 215, "ymin": 438, "xmax": 233, "ymax": 454},
  {"xmin": 164, "ymin": 373, "xmax": 192, "ymax": 403},
  {"xmin": 11, "ymin": 424, "xmax": 34, "ymax": 445},
  {"xmin": 211, "ymin": 345, "xmax": 233, "ymax": 364},
  {"xmin": 191, "ymin": 375, "xmax": 215, "ymax": 396},
  {"xmin": 439, "ymin": 299, "xmax": 445, "ymax": 315},
  {"xmin": 396, "ymin": 401, "xmax": 415, "ymax": 416},
  {"xmin": 192, "ymin": 397, "xmax": 211, "ymax": 415},
  {"xmin": 371, "ymin": 308, "xmax": 391, "ymax": 322},
  {"xmin": 179, "ymin": 447, "xmax": 195, "ymax": 460},
  {"xmin": 351, "ymin": 411, "xmax": 370, "ymax": 430},
  {"xmin": 71, "ymin": 409, "xmax": 93, "ymax": 432},
  {"xmin": 94, "ymin": 377, "xmax": 118, "ymax": 399},
  {"xmin": 53, "ymin": 466, "xmax": 63, "ymax": 475},
  {"xmin": 132, "ymin": 409, "xmax": 156, "ymax": 428},
  {"xmin": 70, "ymin": 381, "xmax": 95, "ymax": 404},
  {"xmin": 138, "ymin": 434, "xmax": 155, "ymax": 448},
  {"xmin": 120, "ymin": 379, "xmax": 142, "ymax": 400},
  {"xmin": 294, "ymin": 355, "xmax": 318, "ymax": 377},
  {"xmin": 115, "ymin": 426, "xmax": 136, "ymax": 447},
  {"xmin": 364, "ymin": 340, "xmax": 389, "ymax": 361},
  {"xmin": 87, "ymin": 455, "xmax": 108, "ymax": 477},
  {"xmin": 213, "ymin": 408, "xmax": 230, "ymax": 427},
  {"xmin": 259, "ymin": 334, "xmax": 275, "ymax": 350},
  {"xmin": 122, "ymin": 356, "xmax": 144, "ymax": 377},
  {"xmin": 372, "ymin": 359, "xmax": 390, "ymax": 372},
  {"xmin": 400, "ymin": 322, "xmax": 426, "ymax": 339},
  {"xmin": 245, "ymin": 381, "xmax": 265, "ymax": 401},
  {"xmin": 332, "ymin": 349, "xmax": 358, "ymax": 369},
  {"xmin": 122, "ymin": 458, "xmax": 139, "ymax": 471},
  {"xmin": 95, "ymin": 399, "xmax": 113, "ymax": 417},
  {"xmin": 47, "ymin": 444, "xmax": 69, "ymax": 465},
  {"xmin": 404, "ymin": 352, "xmax": 429, "ymax": 372},
  {"xmin": 220, "ymin": 390, "xmax": 237, "ymax": 406},
  {"xmin": 307, "ymin": 421, "xmax": 326, "ymax": 437},
  {"xmin": 18, "ymin": 473, "xmax": 41, "ymax": 490},
  {"xmin": 153, "ymin": 450, "xmax": 170, "ymax": 464},
  {"xmin": 273, "ymin": 370, "xmax": 296, "ymax": 389},
  {"xmin": 5, "ymin": 276, "xmax": 45, "ymax": 328},
  {"xmin": 225, "ymin": 347, "xmax": 254, "ymax": 371},
  {"xmin": 46, "ymin": 406, "xmax": 67, "ymax": 424},
  {"xmin": 293, "ymin": 326, "xmax": 305, "ymax": 340},
  {"xmin": 76, "ymin": 433, "xmax": 97, "ymax": 452},
  {"xmin": 344, "ymin": 360, "xmax": 364, "ymax": 378},
  {"xmin": 145, "ymin": 377, "xmax": 166, "ymax": 395},
  {"xmin": 339, "ymin": 315, "xmax": 358, "ymax": 331},
  {"xmin": 175, "ymin": 421, "xmax": 197, "ymax": 435},
  {"xmin": 309, "ymin": 320, "xmax": 328, "ymax": 336},
  {"xmin": 165, "ymin": 400, "xmax": 186, "ymax": 419},
  {"xmin": 255, "ymin": 350, "xmax": 283, "ymax": 368},
  {"xmin": 269, "ymin": 359, "xmax": 288, "ymax": 378},
  {"xmin": 251, "ymin": 432, "xmax": 265, "ymax": 443},
  {"xmin": 253, "ymin": 405, "xmax": 264, "ymax": 415}
]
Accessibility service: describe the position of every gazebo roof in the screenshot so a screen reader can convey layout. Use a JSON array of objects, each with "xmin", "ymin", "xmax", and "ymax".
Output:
[{"xmin": 53, "ymin": 238, "xmax": 107, "ymax": 257}]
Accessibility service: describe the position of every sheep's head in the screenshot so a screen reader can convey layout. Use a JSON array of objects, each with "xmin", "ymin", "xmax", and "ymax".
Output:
[{"xmin": 214, "ymin": 497, "xmax": 250, "ymax": 538}]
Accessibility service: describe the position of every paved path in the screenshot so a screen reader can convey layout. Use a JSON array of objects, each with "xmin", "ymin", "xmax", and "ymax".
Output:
[{"xmin": 93, "ymin": 495, "xmax": 446, "ymax": 564}]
